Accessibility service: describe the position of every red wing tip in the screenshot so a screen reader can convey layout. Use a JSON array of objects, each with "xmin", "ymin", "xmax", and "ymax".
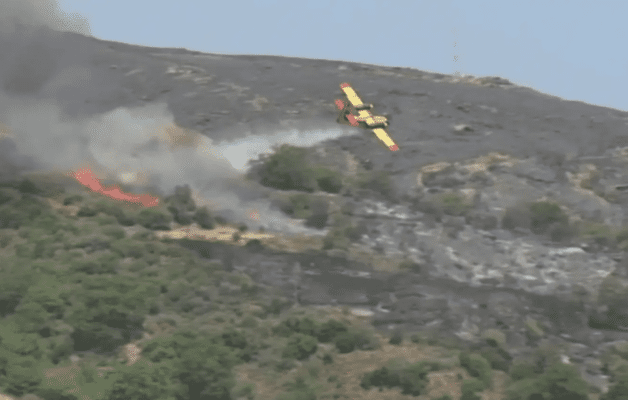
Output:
[
  {"xmin": 389, "ymin": 145, "xmax": 399, "ymax": 151},
  {"xmin": 340, "ymin": 83, "xmax": 350, "ymax": 88}
]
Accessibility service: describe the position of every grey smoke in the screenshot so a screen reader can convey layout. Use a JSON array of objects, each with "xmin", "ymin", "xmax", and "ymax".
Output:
[
  {"xmin": 0, "ymin": 0, "xmax": 91, "ymax": 37},
  {"xmin": 0, "ymin": 0, "xmax": 343, "ymax": 235}
]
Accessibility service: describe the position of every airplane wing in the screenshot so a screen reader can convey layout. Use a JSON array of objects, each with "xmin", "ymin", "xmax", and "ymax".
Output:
[
  {"xmin": 340, "ymin": 83, "xmax": 367, "ymax": 108},
  {"xmin": 373, "ymin": 128, "xmax": 399, "ymax": 151}
]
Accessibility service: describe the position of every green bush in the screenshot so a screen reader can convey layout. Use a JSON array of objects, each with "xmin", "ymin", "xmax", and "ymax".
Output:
[
  {"xmin": 314, "ymin": 319, "xmax": 348, "ymax": 343},
  {"xmin": 360, "ymin": 360, "xmax": 431, "ymax": 396},
  {"xmin": 101, "ymin": 226, "xmax": 126, "ymax": 240},
  {"xmin": 76, "ymin": 205, "xmax": 98, "ymax": 217},
  {"xmin": 344, "ymin": 222, "xmax": 368, "ymax": 242},
  {"xmin": 505, "ymin": 362, "xmax": 588, "ymax": 400},
  {"xmin": 529, "ymin": 201, "xmax": 569, "ymax": 234},
  {"xmin": 461, "ymin": 378, "xmax": 486, "ymax": 399},
  {"xmin": 62, "ymin": 194, "xmax": 84, "ymax": 206},
  {"xmin": 459, "ymin": 351, "xmax": 492, "ymax": 387},
  {"xmin": 0, "ymin": 232, "xmax": 12, "ymax": 248},
  {"xmin": 509, "ymin": 360, "xmax": 538, "ymax": 381},
  {"xmin": 440, "ymin": 192, "xmax": 472, "ymax": 216},
  {"xmin": 110, "ymin": 239, "xmax": 146, "ymax": 259},
  {"xmin": 334, "ymin": 328, "xmax": 379, "ymax": 353},
  {"xmin": 282, "ymin": 333, "xmax": 318, "ymax": 360},
  {"xmin": 137, "ymin": 209, "xmax": 172, "ymax": 230},
  {"xmin": 273, "ymin": 316, "xmax": 320, "ymax": 338},
  {"xmin": 478, "ymin": 346, "xmax": 512, "ymax": 372},
  {"xmin": 357, "ymin": 171, "xmax": 395, "ymax": 199},
  {"xmin": 193, "ymin": 206, "xmax": 214, "ymax": 229},
  {"xmin": 15, "ymin": 178, "xmax": 42, "ymax": 195},
  {"xmin": 315, "ymin": 168, "xmax": 343, "ymax": 194},
  {"xmin": 322, "ymin": 228, "xmax": 351, "ymax": 251},
  {"xmin": 258, "ymin": 145, "xmax": 317, "ymax": 192},
  {"xmin": 389, "ymin": 329, "xmax": 403, "ymax": 345},
  {"xmin": 0, "ymin": 188, "xmax": 14, "ymax": 205},
  {"xmin": 304, "ymin": 198, "xmax": 329, "ymax": 229},
  {"xmin": 501, "ymin": 204, "xmax": 532, "ymax": 231},
  {"xmin": 603, "ymin": 374, "xmax": 628, "ymax": 400},
  {"xmin": 277, "ymin": 376, "xmax": 317, "ymax": 400}
]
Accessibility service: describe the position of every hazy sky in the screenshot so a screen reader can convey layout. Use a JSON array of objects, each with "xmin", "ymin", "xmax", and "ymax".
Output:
[{"xmin": 54, "ymin": 1, "xmax": 625, "ymax": 112}]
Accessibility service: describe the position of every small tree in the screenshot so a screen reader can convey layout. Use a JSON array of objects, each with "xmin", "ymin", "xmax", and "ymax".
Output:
[{"xmin": 282, "ymin": 334, "xmax": 318, "ymax": 360}]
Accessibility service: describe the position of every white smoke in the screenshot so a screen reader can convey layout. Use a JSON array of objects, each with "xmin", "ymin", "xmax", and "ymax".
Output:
[
  {"xmin": 0, "ymin": 1, "xmax": 347, "ymax": 235},
  {"xmin": 0, "ymin": 98, "xmax": 345, "ymax": 235},
  {"xmin": 0, "ymin": 0, "xmax": 91, "ymax": 36}
]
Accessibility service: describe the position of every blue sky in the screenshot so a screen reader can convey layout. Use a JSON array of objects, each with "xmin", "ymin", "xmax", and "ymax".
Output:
[{"xmin": 57, "ymin": 0, "xmax": 627, "ymax": 112}]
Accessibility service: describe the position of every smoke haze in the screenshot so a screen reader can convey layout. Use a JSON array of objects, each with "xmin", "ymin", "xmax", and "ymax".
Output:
[
  {"xmin": 0, "ymin": 0, "xmax": 350, "ymax": 235},
  {"xmin": 0, "ymin": 0, "xmax": 91, "ymax": 37}
]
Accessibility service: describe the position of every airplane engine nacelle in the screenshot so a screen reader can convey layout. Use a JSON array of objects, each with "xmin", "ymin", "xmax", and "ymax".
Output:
[{"xmin": 355, "ymin": 103, "xmax": 373, "ymax": 110}]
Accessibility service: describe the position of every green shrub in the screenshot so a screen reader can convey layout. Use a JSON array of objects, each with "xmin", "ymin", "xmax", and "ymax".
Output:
[
  {"xmin": 277, "ymin": 376, "xmax": 318, "ymax": 400},
  {"xmin": 102, "ymin": 226, "xmax": 126, "ymax": 240},
  {"xmin": 501, "ymin": 204, "xmax": 532, "ymax": 231},
  {"xmin": 322, "ymin": 353, "xmax": 334, "ymax": 365},
  {"xmin": 258, "ymin": 145, "xmax": 317, "ymax": 192},
  {"xmin": 95, "ymin": 214, "xmax": 117, "ymax": 226},
  {"xmin": 539, "ymin": 362, "xmax": 588, "ymax": 400},
  {"xmin": 282, "ymin": 333, "xmax": 318, "ymax": 360},
  {"xmin": 193, "ymin": 206, "xmax": 214, "ymax": 229},
  {"xmin": 239, "ymin": 316, "xmax": 258, "ymax": 328},
  {"xmin": 76, "ymin": 205, "xmax": 98, "ymax": 217},
  {"xmin": 357, "ymin": 171, "xmax": 395, "ymax": 199},
  {"xmin": 110, "ymin": 239, "xmax": 145, "ymax": 259},
  {"xmin": 63, "ymin": 194, "xmax": 84, "ymax": 206},
  {"xmin": 398, "ymin": 260, "xmax": 421, "ymax": 273},
  {"xmin": 0, "ymin": 188, "xmax": 14, "ymax": 205},
  {"xmin": 440, "ymin": 192, "xmax": 472, "ymax": 216},
  {"xmin": 505, "ymin": 362, "xmax": 588, "ymax": 400},
  {"xmin": 322, "ymin": 228, "xmax": 350, "ymax": 251},
  {"xmin": 273, "ymin": 317, "xmax": 320, "ymax": 338},
  {"xmin": 0, "ymin": 232, "xmax": 12, "ymax": 248},
  {"xmin": 529, "ymin": 201, "xmax": 568, "ymax": 234},
  {"xmin": 316, "ymin": 319, "xmax": 348, "ymax": 343},
  {"xmin": 478, "ymin": 346, "xmax": 512, "ymax": 372},
  {"xmin": 505, "ymin": 378, "xmax": 544, "ymax": 400},
  {"xmin": 344, "ymin": 222, "xmax": 368, "ymax": 242},
  {"xmin": 461, "ymin": 378, "xmax": 486, "ymax": 399},
  {"xmin": 245, "ymin": 239, "xmax": 264, "ymax": 251},
  {"xmin": 389, "ymin": 329, "xmax": 403, "ymax": 345},
  {"xmin": 16, "ymin": 178, "xmax": 42, "ymax": 195},
  {"xmin": 334, "ymin": 328, "xmax": 379, "ymax": 353},
  {"xmin": 603, "ymin": 374, "xmax": 628, "ymax": 400},
  {"xmin": 137, "ymin": 209, "xmax": 172, "ymax": 230},
  {"xmin": 275, "ymin": 358, "xmax": 296, "ymax": 372},
  {"xmin": 410, "ymin": 333, "xmax": 422, "ymax": 344},
  {"xmin": 459, "ymin": 351, "xmax": 492, "ymax": 387},
  {"xmin": 334, "ymin": 332, "xmax": 357, "ymax": 353},
  {"xmin": 360, "ymin": 360, "xmax": 431, "ymax": 396},
  {"xmin": 304, "ymin": 198, "xmax": 329, "ymax": 229},
  {"xmin": 315, "ymin": 168, "xmax": 343, "ymax": 194}
]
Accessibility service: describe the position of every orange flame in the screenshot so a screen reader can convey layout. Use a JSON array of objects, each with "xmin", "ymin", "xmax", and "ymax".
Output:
[{"xmin": 72, "ymin": 167, "xmax": 159, "ymax": 207}]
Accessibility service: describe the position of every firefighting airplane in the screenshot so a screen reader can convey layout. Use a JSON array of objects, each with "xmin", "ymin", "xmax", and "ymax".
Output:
[{"xmin": 335, "ymin": 82, "xmax": 399, "ymax": 151}]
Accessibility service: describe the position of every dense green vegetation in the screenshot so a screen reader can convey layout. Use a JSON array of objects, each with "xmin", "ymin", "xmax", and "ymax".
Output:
[
  {"xmin": 248, "ymin": 145, "xmax": 343, "ymax": 194},
  {"xmin": 359, "ymin": 358, "xmax": 439, "ymax": 396},
  {"xmin": 0, "ymin": 176, "xmax": 621, "ymax": 400}
]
